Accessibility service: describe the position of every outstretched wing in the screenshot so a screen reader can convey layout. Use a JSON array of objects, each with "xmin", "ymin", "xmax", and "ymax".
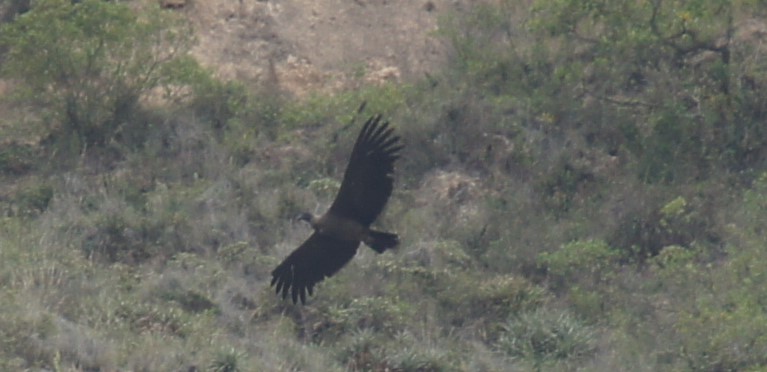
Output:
[
  {"xmin": 271, "ymin": 233, "xmax": 360, "ymax": 304},
  {"xmin": 329, "ymin": 115, "xmax": 403, "ymax": 226}
]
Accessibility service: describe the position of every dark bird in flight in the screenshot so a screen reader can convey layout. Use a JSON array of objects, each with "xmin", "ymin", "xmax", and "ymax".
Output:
[{"xmin": 271, "ymin": 114, "xmax": 403, "ymax": 304}]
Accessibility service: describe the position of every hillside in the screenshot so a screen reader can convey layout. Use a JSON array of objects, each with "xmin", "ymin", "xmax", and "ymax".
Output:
[{"xmin": 2, "ymin": 0, "xmax": 767, "ymax": 371}]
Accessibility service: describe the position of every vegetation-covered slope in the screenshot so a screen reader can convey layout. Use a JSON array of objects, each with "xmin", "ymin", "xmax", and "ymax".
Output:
[{"xmin": 1, "ymin": 0, "xmax": 767, "ymax": 370}]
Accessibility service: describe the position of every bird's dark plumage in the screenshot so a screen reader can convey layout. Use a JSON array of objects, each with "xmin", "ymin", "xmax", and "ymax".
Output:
[
  {"xmin": 270, "ymin": 114, "xmax": 402, "ymax": 304},
  {"xmin": 271, "ymin": 233, "xmax": 359, "ymax": 304}
]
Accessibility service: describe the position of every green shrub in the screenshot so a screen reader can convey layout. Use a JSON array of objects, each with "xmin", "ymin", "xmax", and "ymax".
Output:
[
  {"xmin": 0, "ymin": 141, "xmax": 35, "ymax": 175},
  {"xmin": 608, "ymin": 194, "xmax": 720, "ymax": 260},
  {"xmin": 0, "ymin": 0, "xmax": 198, "ymax": 152},
  {"xmin": 658, "ymin": 174, "xmax": 767, "ymax": 370},
  {"xmin": 539, "ymin": 160, "xmax": 598, "ymax": 214},
  {"xmin": 538, "ymin": 240, "xmax": 623, "ymax": 318},
  {"xmin": 647, "ymin": 243, "xmax": 767, "ymax": 370},
  {"xmin": 539, "ymin": 239, "xmax": 621, "ymax": 290},
  {"xmin": 437, "ymin": 273, "xmax": 548, "ymax": 331}
]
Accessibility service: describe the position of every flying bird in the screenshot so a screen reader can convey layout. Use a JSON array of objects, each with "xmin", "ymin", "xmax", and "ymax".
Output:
[{"xmin": 271, "ymin": 114, "xmax": 403, "ymax": 304}]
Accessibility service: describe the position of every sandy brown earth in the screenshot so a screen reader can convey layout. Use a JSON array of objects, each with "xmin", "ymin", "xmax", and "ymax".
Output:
[{"xmin": 181, "ymin": 0, "xmax": 475, "ymax": 97}]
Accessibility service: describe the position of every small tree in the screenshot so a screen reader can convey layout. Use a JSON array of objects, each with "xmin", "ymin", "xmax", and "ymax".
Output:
[{"xmin": 0, "ymin": 0, "xmax": 196, "ymax": 151}]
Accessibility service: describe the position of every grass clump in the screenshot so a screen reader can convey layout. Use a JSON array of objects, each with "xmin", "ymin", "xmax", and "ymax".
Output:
[{"xmin": 497, "ymin": 308, "xmax": 597, "ymax": 369}]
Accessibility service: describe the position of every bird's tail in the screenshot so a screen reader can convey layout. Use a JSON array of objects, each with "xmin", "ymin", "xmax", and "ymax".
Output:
[{"xmin": 365, "ymin": 230, "xmax": 399, "ymax": 253}]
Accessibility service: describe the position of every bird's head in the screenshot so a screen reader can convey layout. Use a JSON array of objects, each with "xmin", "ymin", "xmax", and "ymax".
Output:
[{"xmin": 295, "ymin": 212, "xmax": 314, "ymax": 224}]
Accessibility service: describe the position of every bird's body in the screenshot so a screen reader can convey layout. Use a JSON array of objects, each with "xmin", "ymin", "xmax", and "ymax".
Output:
[
  {"xmin": 271, "ymin": 114, "xmax": 402, "ymax": 304},
  {"xmin": 305, "ymin": 213, "xmax": 366, "ymax": 241}
]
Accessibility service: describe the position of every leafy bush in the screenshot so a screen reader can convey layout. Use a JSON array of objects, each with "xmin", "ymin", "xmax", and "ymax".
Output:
[
  {"xmin": 0, "ymin": 141, "xmax": 35, "ymax": 175},
  {"xmin": 0, "ymin": 0, "xmax": 198, "ymax": 152},
  {"xmin": 608, "ymin": 194, "xmax": 720, "ymax": 260},
  {"xmin": 538, "ymin": 240, "xmax": 623, "ymax": 318},
  {"xmin": 654, "ymin": 174, "xmax": 767, "ymax": 370},
  {"xmin": 437, "ymin": 273, "xmax": 548, "ymax": 331},
  {"xmin": 539, "ymin": 239, "xmax": 621, "ymax": 290}
]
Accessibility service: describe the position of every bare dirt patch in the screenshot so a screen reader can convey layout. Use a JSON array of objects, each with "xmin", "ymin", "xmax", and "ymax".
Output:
[{"xmin": 183, "ymin": 0, "xmax": 473, "ymax": 97}]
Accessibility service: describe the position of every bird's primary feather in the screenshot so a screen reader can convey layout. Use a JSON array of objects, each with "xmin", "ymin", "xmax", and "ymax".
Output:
[
  {"xmin": 329, "ymin": 115, "xmax": 402, "ymax": 226},
  {"xmin": 271, "ymin": 233, "xmax": 359, "ymax": 304}
]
